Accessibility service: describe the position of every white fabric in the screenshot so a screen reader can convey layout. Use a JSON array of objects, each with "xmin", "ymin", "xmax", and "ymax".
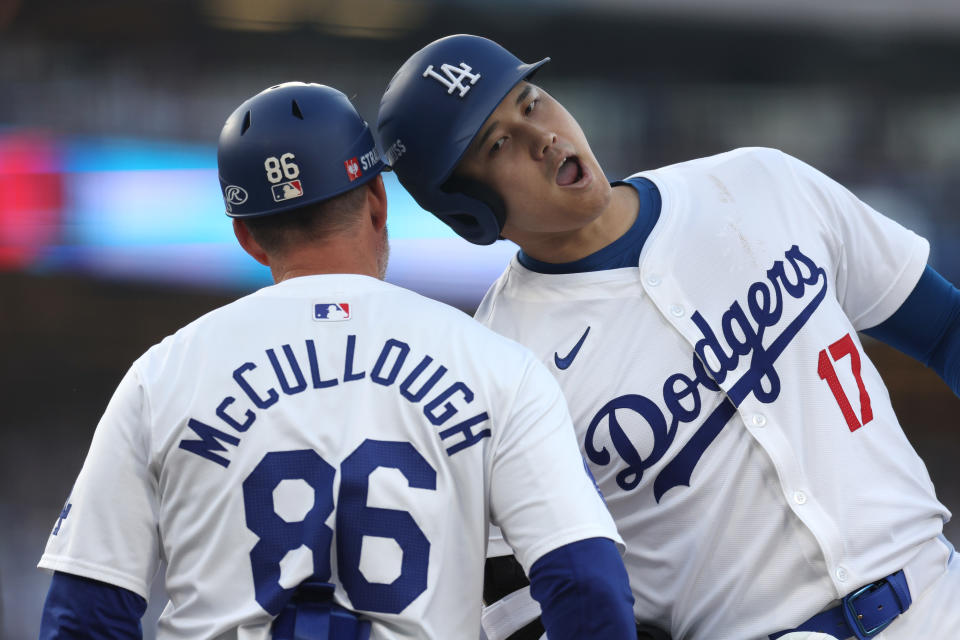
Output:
[
  {"xmin": 39, "ymin": 274, "xmax": 621, "ymax": 639},
  {"xmin": 480, "ymin": 586, "xmax": 542, "ymax": 640},
  {"xmin": 476, "ymin": 148, "xmax": 952, "ymax": 639}
]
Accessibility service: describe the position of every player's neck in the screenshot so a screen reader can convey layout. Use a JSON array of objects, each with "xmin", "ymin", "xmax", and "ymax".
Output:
[{"xmin": 516, "ymin": 183, "xmax": 639, "ymax": 264}]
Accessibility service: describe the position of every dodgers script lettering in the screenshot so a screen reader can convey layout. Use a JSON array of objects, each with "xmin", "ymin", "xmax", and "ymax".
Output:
[{"xmin": 585, "ymin": 245, "xmax": 828, "ymax": 502}]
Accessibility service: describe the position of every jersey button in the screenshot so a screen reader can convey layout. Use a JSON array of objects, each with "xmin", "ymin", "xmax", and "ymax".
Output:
[
  {"xmin": 836, "ymin": 566, "xmax": 849, "ymax": 582},
  {"xmin": 751, "ymin": 414, "xmax": 767, "ymax": 427},
  {"xmin": 793, "ymin": 490, "xmax": 808, "ymax": 505},
  {"xmin": 669, "ymin": 304, "xmax": 685, "ymax": 317},
  {"xmin": 646, "ymin": 274, "xmax": 662, "ymax": 287}
]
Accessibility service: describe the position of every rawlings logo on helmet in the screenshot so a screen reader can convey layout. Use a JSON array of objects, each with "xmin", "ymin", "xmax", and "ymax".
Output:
[{"xmin": 224, "ymin": 185, "xmax": 248, "ymax": 212}]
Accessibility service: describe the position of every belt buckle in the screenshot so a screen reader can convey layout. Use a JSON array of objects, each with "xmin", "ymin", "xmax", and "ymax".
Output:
[{"xmin": 842, "ymin": 579, "xmax": 893, "ymax": 639}]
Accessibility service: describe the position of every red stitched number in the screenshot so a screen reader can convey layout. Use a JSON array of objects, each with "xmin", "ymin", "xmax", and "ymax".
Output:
[{"xmin": 816, "ymin": 333, "xmax": 874, "ymax": 432}]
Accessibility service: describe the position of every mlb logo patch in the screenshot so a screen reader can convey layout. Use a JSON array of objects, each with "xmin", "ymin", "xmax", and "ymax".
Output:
[
  {"xmin": 344, "ymin": 157, "xmax": 362, "ymax": 181},
  {"xmin": 272, "ymin": 180, "xmax": 304, "ymax": 202},
  {"xmin": 314, "ymin": 303, "xmax": 351, "ymax": 321}
]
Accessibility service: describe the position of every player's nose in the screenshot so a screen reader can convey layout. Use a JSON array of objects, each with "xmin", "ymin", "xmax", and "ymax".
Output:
[{"xmin": 530, "ymin": 128, "xmax": 558, "ymax": 161}]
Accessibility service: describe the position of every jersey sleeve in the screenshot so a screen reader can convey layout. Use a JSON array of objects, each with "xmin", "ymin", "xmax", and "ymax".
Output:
[
  {"xmin": 40, "ymin": 571, "xmax": 147, "ymax": 639},
  {"xmin": 488, "ymin": 356, "xmax": 622, "ymax": 575},
  {"xmin": 781, "ymin": 151, "xmax": 930, "ymax": 330},
  {"xmin": 37, "ymin": 363, "xmax": 161, "ymax": 600}
]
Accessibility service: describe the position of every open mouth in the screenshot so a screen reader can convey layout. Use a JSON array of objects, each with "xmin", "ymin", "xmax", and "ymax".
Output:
[{"xmin": 556, "ymin": 155, "xmax": 584, "ymax": 186}]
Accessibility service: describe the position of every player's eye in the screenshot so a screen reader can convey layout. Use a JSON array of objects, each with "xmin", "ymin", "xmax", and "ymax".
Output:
[
  {"xmin": 524, "ymin": 99, "xmax": 539, "ymax": 116},
  {"xmin": 490, "ymin": 137, "xmax": 506, "ymax": 156}
]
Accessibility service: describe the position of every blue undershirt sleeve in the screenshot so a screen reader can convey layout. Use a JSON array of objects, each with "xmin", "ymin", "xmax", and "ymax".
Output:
[
  {"xmin": 39, "ymin": 571, "xmax": 147, "ymax": 640},
  {"xmin": 863, "ymin": 264, "xmax": 960, "ymax": 397},
  {"xmin": 528, "ymin": 537, "xmax": 635, "ymax": 640}
]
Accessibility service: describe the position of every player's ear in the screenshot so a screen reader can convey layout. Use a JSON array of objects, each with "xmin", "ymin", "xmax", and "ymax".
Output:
[
  {"xmin": 366, "ymin": 174, "xmax": 388, "ymax": 232},
  {"xmin": 233, "ymin": 218, "xmax": 271, "ymax": 267}
]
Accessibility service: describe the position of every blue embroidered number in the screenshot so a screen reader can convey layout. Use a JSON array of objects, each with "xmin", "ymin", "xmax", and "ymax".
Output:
[
  {"xmin": 242, "ymin": 441, "xmax": 436, "ymax": 616},
  {"xmin": 338, "ymin": 440, "xmax": 436, "ymax": 613},
  {"xmin": 243, "ymin": 450, "xmax": 335, "ymax": 615}
]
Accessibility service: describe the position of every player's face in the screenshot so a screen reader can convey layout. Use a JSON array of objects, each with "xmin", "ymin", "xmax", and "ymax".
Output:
[{"xmin": 455, "ymin": 83, "xmax": 612, "ymax": 244}]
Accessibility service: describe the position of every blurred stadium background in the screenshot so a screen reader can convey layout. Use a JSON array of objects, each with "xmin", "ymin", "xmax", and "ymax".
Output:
[{"xmin": 2, "ymin": 1, "xmax": 959, "ymax": 637}]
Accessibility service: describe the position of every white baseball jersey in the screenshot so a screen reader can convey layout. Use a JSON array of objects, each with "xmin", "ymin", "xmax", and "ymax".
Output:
[
  {"xmin": 38, "ymin": 273, "xmax": 620, "ymax": 639},
  {"xmin": 476, "ymin": 148, "xmax": 953, "ymax": 639}
]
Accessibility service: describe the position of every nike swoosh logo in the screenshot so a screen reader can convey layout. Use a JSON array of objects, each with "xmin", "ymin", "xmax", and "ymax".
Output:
[{"xmin": 554, "ymin": 327, "xmax": 591, "ymax": 370}]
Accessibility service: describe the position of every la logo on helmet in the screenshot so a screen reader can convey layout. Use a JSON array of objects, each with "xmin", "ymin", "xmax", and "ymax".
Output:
[{"xmin": 422, "ymin": 62, "xmax": 481, "ymax": 97}]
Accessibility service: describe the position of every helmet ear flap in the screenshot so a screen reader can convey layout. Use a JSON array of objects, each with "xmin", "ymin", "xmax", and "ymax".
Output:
[{"xmin": 441, "ymin": 175, "xmax": 506, "ymax": 238}]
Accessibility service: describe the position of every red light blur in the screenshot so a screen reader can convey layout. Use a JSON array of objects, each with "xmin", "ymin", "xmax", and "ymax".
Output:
[{"xmin": 0, "ymin": 132, "xmax": 64, "ymax": 269}]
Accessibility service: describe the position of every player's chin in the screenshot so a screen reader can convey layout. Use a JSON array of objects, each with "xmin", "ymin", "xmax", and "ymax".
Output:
[{"xmin": 562, "ymin": 171, "xmax": 611, "ymax": 212}]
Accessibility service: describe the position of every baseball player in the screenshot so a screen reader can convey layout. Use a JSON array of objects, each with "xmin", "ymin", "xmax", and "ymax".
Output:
[
  {"xmin": 377, "ymin": 35, "xmax": 960, "ymax": 640},
  {"xmin": 36, "ymin": 82, "xmax": 637, "ymax": 639}
]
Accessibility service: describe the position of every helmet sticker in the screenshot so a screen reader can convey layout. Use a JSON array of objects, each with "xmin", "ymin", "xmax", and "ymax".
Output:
[
  {"xmin": 359, "ymin": 147, "xmax": 381, "ymax": 172},
  {"xmin": 264, "ymin": 153, "xmax": 300, "ymax": 183},
  {"xmin": 384, "ymin": 139, "xmax": 406, "ymax": 166},
  {"xmin": 344, "ymin": 157, "xmax": 363, "ymax": 182},
  {"xmin": 224, "ymin": 185, "xmax": 248, "ymax": 212},
  {"xmin": 271, "ymin": 180, "xmax": 303, "ymax": 202},
  {"xmin": 422, "ymin": 62, "xmax": 481, "ymax": 97}
]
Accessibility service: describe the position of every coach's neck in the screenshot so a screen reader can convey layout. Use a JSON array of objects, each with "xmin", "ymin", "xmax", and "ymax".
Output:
[{"xmin": 232, "ymin": 179, "xmax": 389, "ymax": 284}]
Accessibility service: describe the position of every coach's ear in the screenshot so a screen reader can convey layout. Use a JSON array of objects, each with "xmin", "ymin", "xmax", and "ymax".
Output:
[
  {"xmin": 233, "ymin": 218, "xmax": 270, "ymax": 267},
  {"xmin": 366, "ymin": 174, "xmax": 388, "ymax": 232}
]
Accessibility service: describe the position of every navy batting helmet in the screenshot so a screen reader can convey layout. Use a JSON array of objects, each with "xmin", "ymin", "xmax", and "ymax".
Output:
[
  {"xmin": 218, "ymin": 82, "xmax": 385, "ymax": 218},
  {"xmin": 377, "ymin": 35, "xmax": 549, "ymax": 244}
]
